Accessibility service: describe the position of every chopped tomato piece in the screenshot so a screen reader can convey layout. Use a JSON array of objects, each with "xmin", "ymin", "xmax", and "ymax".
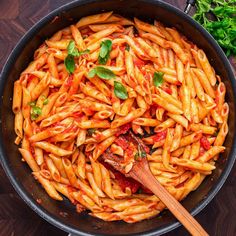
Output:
[
  {"xmin": 114, "ymin": 136, "xmax": 129, "ymax": 149},
  {"xmin": 115, "ymin": 123, "xmax": 131, "ymax": 137},
  {"xmin": 133, "ymin": 57, "xmax": 145, "ymax": 68},
  {"xmin": 200, "ymin": 136, "xmax": 211, "ymax": 150},
  {"xmin": 114, "ymin": 171, "xmax": 140, "ymax": 193},
  {"xmin": 162, "ymin": 87, "xmax": 172, "ymax": 95},
  {"xmin": 152, "ymin": 130, "xmax": 167, "ymax": 142}
]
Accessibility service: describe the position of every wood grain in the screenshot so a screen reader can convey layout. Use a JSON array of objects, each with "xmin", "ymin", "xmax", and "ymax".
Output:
[{"xmin": 0, "ymin": 0, "xmax": 235, "ymax": 235}]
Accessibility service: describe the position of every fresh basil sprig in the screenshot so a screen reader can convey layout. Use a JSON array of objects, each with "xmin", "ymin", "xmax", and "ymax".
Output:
[
  {"xmin": 153, "ymin": 72, "xmax": 164, "ymax": 87},
  {"xmin": 98, "ymin": 40, "xmax": 112, "ymax": 65},
  {"xmin": 65, "ymin": 40, "xmax": 90, "ymax": 74},
  {"xmin": 88, "ymin": 66, "xmax": 115, "ymax": 80},
  {"xmin": 88, "ymin": 67, "xmax": 128, "ymax": 100},
  {"xmin": 114, "ymin": 81, "xmax": 128, "ymax": 100}
]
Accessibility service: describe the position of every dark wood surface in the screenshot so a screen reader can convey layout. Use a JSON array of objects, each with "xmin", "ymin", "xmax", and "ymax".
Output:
[{"xmin": 0, "ymin": 0, "xmax": 235, "ymax": 235}]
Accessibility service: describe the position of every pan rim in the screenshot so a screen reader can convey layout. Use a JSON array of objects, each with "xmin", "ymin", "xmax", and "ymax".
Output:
[{"xmin": 0, "ymin": 0, "xmax": 235, "ymax": 235}]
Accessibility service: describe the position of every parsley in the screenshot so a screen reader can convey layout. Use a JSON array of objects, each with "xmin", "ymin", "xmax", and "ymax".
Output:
[
  {"xmin": 88, "ymin": 66, "xmax": 116, "ymax": 80},
  {"xmin": 98, "ymin": 40, "xmax": 112, "ymax": 65},
  {"xmin": 153, "ymin": 72, "xmax": 164, "ymax": 87},
  {"xmin": 193, "ymin": 0, "xmax": 236, "ymax": 56},
  {"xmin": 114, "ymin": 81, "xmax": 128, "ymax": 100},
  {"xmin": 64, "ymin": 40, "xmax": 90, "ymax": 74}
]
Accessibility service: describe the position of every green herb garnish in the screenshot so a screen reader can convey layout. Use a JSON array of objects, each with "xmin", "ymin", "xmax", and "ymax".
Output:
[
  {"xmin": 65, "ymin": 40, "xmax": 90, "ymax": 74},
  {"xmin": 43, "ymin": 98, "xmax": 49, "ymax": 105},
  {"xmin": 98, "ymin": 40, "xmax": 112, "ymax": 65},
  {"xmin": 125, "ymin": 44, "xmax": 130, "ymax": 51},
  {"xmin": 65, "ymin": 55, "xmax": 75, "ymax": 74},
  {"xmin": 134, "ymin": 150, "xmax": 147, "ymax": 160},
  {"xmin": 193, "ymin": 0, "xmax": 236, "ymax": 56},
  {"xmin": 88, "ymin": 66, "xmax": 116, "ymax": 80},
  {"xmin": 153, "ymin": 72, "xmax": 164, "ymax": 87},
  {"xmin": 114, "ymin": 81, "xmax": 128, "ymax": 100},
  {"xmin": 87, "ymin": 128, "xmax": 96, "ymax": 136},
  {"xmin": 30, "ymin": 106, "xmax": 42, "ymax": 120}
]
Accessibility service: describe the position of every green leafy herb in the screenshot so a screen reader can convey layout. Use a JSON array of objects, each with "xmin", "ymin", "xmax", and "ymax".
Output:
[
  {"xmin": 65, "ymin": 40, "xmax": 90, "ymax": 74},
  {"xmin": 134, "ymin": 150, "xmax": 147, "ymax": 160},
  {"xmin": 67, "ymin": 40, "xmax": 79, "ymax": 57},
  {"xmin": 193, "ymin": 0, "xmax": 236, "ymax": 56},
  {"xmin": 65, "ymin": 55, "xmax": 75, "ymax": 74},
  {"xmin": 125, "ymin": 44, "xmax": 130, "ymax": 51},
  {"xmin": 114, "ymin": 81, "xmax": 128, "ymax": 100},
  {"xmin": 87, "ymin": 128, "xmax": 96, "ymax": 136},
  {"xmin": 88, "ymin": 66, "xmax": 116, "ymax": 80},
  {"xmin": 30, "ymin": 106, "xmax": 42, "ymax": 120},
  {"xmin": 98, "ymin": 40, "xmax": 112, "ymax": 65},
  {"xmin": 43, "ymin": 98, "xmax": 49, "ymax": 105},
  {"xmin": 153, "ymin": 72, "xmax": 164, "ymax": 87}
]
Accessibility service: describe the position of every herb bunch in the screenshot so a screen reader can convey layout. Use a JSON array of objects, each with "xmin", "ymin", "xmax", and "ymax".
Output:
[{"xmin": 193, "ymin": 0, "xmax": 236, "ymax": 56}]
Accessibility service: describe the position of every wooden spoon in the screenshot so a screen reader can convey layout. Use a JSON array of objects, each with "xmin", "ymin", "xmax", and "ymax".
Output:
[{"xmin": 103, "ymin": 132, "xmax": 208, "ymax": 236}]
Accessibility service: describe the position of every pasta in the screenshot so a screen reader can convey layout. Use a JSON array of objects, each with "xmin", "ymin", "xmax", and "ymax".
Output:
[{"xmin": 12, "ymin": 12, "xmax": 228, "ymax": 224}]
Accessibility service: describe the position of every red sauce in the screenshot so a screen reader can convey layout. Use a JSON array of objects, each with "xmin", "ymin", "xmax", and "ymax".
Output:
[
  {"xmin": 113, "ymin": 171, "xmax": 140, "ymax": 193},
  {"xmin": 115, "ymin": 123, "xmax": 131, "ymax": 137},
  {"xmin": 152, "ymin": 130, "xmax": 167, "ymax": 142},
  {"xmin": 65, "ymin": 75, "xmax": 73, "ymax": 87},
  {"xmin": 200, "ymin": 136, "xmax": 211, "ymax": 150},
  {"xmin": 114, "ymin": 136, "xmax": 129, "ymax": 150},
  {"xmin": 133, "ymin": 57, "xmax": 145, "ymax": 68},
  {"xmin": 162, "ymin": 87, "xmax": 172, "ymax": 95}
]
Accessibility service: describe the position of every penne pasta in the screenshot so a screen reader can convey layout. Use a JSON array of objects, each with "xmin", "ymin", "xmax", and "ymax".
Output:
[{"xmin": 13, "ymin": 13, "xmax": 228, "ymax": 224}]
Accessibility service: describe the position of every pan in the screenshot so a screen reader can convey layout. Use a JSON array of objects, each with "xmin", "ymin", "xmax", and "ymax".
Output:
[{"xmin": 0, "ymin": 0, "xmax": 235, "ymax": 235}]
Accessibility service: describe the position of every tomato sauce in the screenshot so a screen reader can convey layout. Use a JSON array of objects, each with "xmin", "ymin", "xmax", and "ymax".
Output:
[
  {"xmin": 200, "ymin": 136, "xmax": 211, "ymax": 150},
  {"xmin": 115, "ymin": 123, "xmax": 131, "ymax": 136},
  {"xmin": 114, "ymin": 136, "xmax": 129, "ymax": 150},
  {"xmin": 152, "ymin": 130, "xmax": 167, "ymax": 142}
]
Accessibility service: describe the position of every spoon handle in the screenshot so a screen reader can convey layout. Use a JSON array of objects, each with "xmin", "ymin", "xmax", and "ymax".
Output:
[{"xmin": 130, "ymin": 161, "xmax": 209, "ymax": 236}]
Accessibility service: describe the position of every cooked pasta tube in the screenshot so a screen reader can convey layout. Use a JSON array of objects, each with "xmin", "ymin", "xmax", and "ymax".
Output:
[{"xmin": 13, "ymin": 13, "xmax": 229, "ymax": 224}]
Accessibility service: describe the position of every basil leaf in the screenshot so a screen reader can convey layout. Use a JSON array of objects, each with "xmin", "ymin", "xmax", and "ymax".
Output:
[
  {"xmin": 65, "ymin": 55, "xmax": 75, "ymax": 74},
  {"xmin": 88, "ymin": 66, "xmax": 115, "ymax": 80},
  {"xmin": 67, "ymin": 40, "xmax": 79, "ymax": 57},
  {"xmin": 114, "ymin": 81, "xmax": 128, "ymax": 100},
  {"xmin": 88, "ymin": 68, "xmax": 97, "ymax": 78},
  {"xmin": 32, "ymin": 106, "xmax": 42, "ymax": 115},
  {"xmin": 125, "ymin": 44, "xmax": 130, "ymax": 51},
  {"xmin": 30, "ymin": 106, "xmax": 42, "ymax": 120},
  {"xmin": 98, "ymin": 40, "xmax": 112, "ymax": 65},
  {"xmin": 96, "ymin": 66, "xmax": 115, "ymax": 80},
  {"xmin": 134, "ymin": 150, "xmax": 146, "ymax": 160},
  {"xmin": 153, "ymin": 72, "xmax": 164, "ymax": 87},
  {"xmin": 140, "ymin": 151, "xmax": 147, "ymax": 158}
]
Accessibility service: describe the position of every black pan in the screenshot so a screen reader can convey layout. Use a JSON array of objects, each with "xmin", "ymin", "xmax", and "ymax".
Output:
[{"xmin": 0, "ymin": 0, "xmax": 236, "ymax": 235}]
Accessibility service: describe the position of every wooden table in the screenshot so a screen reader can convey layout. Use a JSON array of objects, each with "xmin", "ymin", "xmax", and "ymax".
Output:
[{"xmin": 0, "ymin": 0, "xmax": 235, "ymax": 235}]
